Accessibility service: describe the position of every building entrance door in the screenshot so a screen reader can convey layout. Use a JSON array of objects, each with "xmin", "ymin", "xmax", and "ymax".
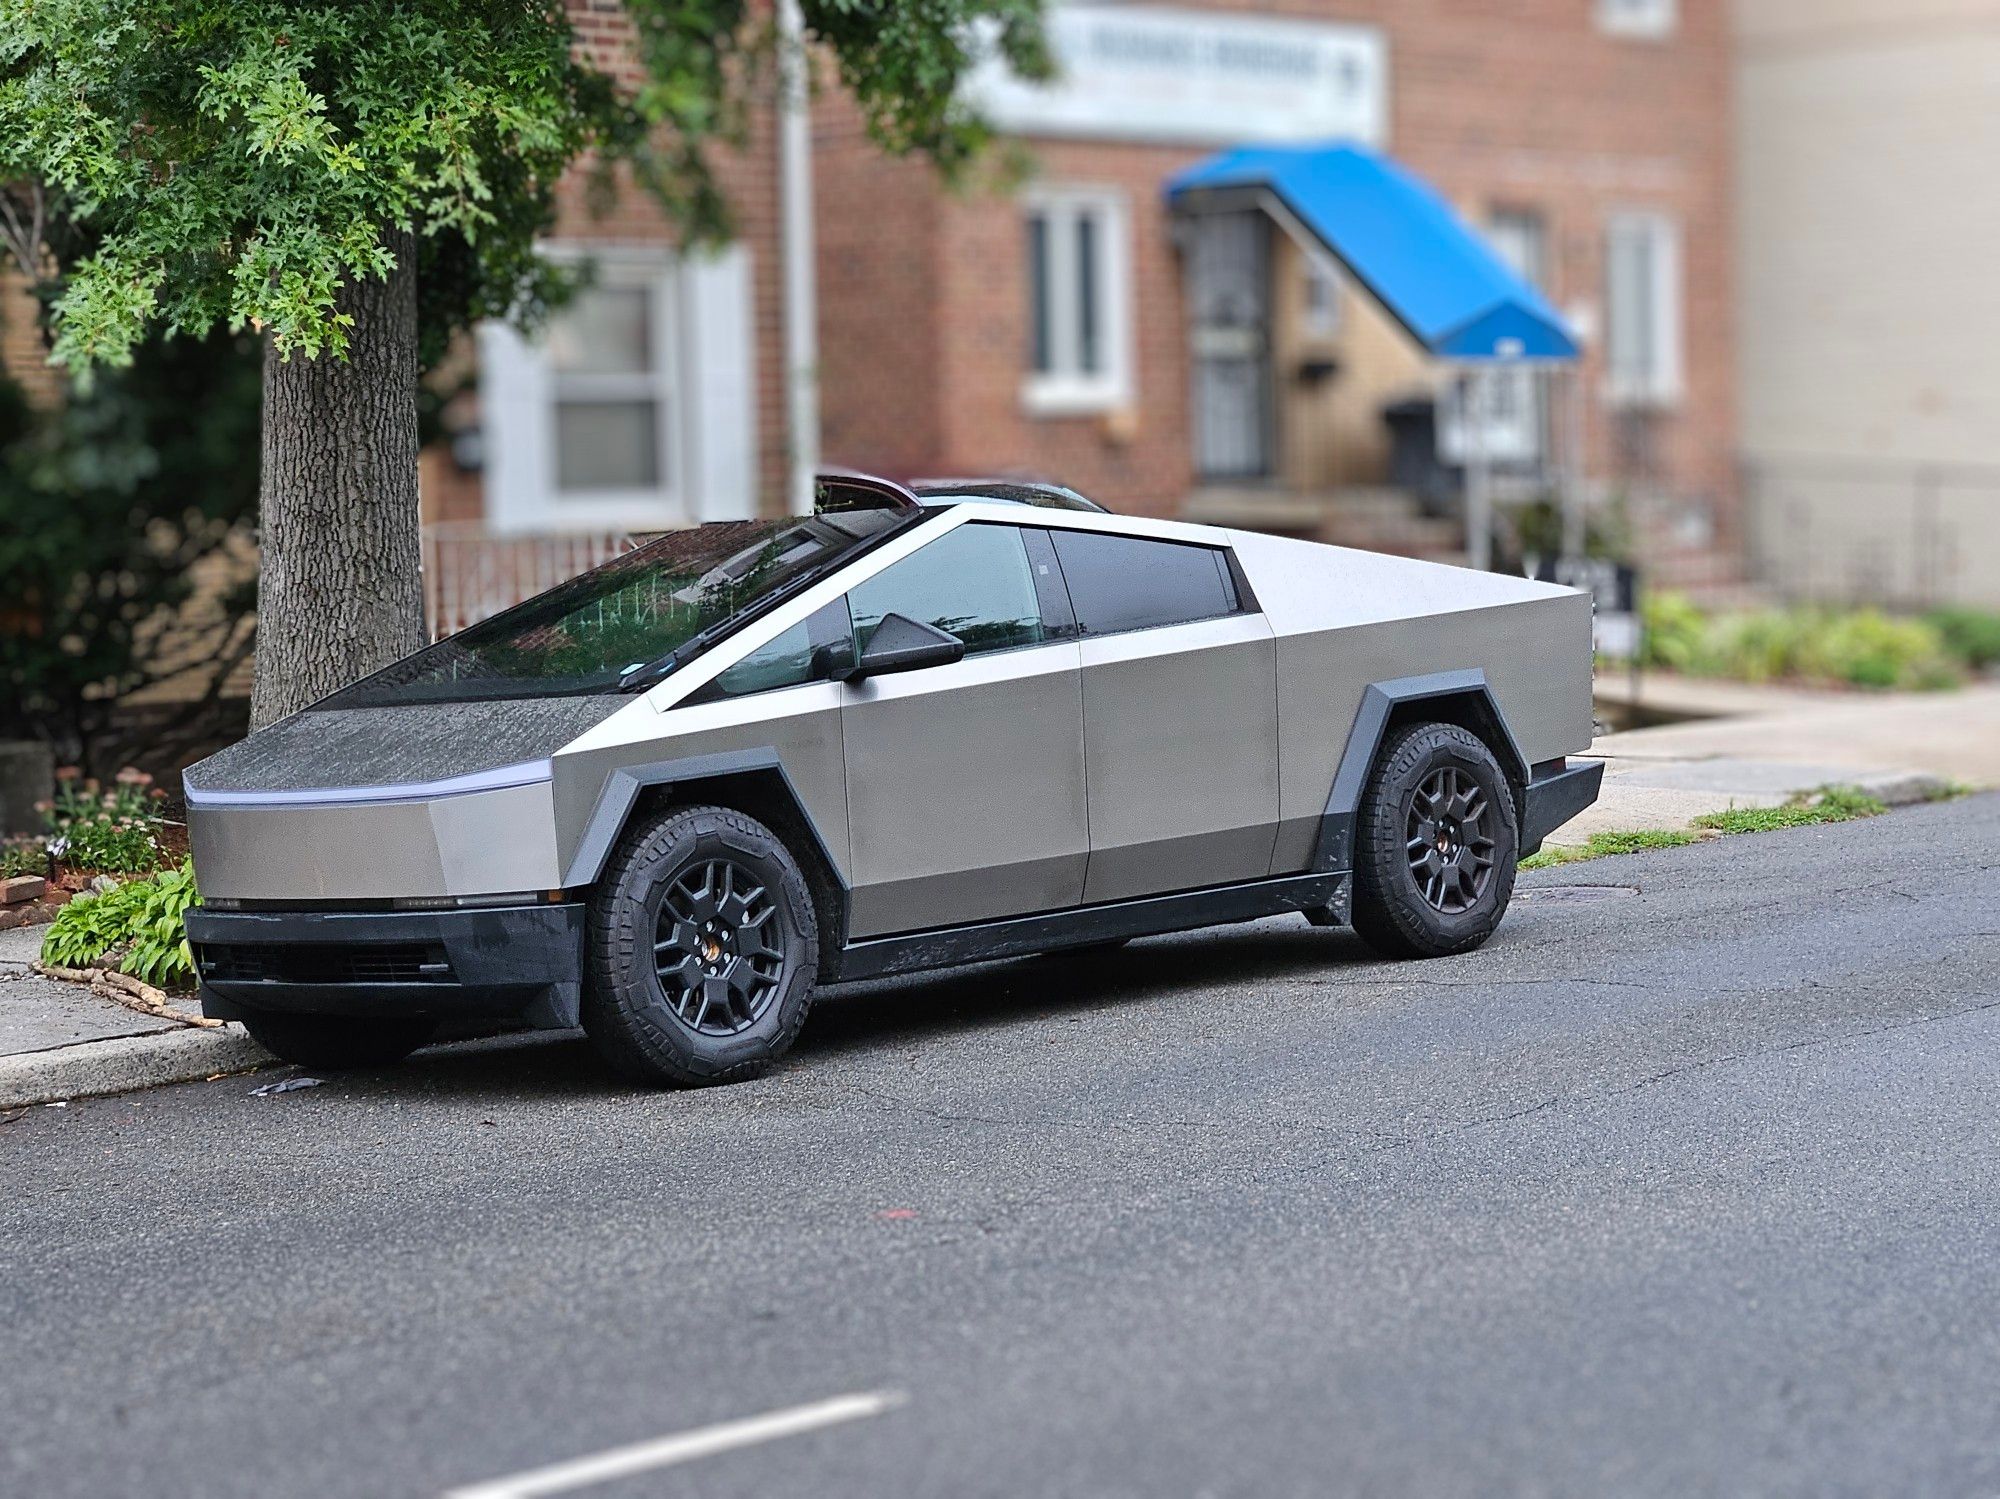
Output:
[{"xmin": 1187, "ymin": 211, "xmax": 1273, "ymax": 481}]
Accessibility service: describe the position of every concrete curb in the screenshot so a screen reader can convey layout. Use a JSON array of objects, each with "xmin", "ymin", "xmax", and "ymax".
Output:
[
  {"xmin": 0, "ymin": 1026, "xmax": 274, "ymax": 1109},
  {"xmin": 1852, "ymin": 771, "xmax": 1954, "ymax": 808}
]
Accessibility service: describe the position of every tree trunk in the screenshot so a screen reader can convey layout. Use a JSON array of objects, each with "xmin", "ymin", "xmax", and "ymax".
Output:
[{"xmin": 250, "ymin": 230, "xmax": 424, "ymax": 728}]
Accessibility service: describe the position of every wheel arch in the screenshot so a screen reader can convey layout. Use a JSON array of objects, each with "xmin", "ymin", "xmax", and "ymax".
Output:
[
  {"xmin": 561, "ymin": 751, "xmax": 850, "ymax": 960},
  {"xmin": 1311, "ymin": 670, "xmax": 1530, "ymax": 873}
]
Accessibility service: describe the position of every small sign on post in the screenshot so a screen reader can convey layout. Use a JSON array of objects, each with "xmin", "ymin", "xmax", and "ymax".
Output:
[{"xmin": 1529, "ymin": 555, "xmax": 1642, "ymax": 661}]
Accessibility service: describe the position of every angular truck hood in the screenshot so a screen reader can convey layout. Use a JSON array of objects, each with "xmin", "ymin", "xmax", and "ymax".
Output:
[{"xmin": 183, "ymin": 696, "xmax": 630, "ymax": 802}]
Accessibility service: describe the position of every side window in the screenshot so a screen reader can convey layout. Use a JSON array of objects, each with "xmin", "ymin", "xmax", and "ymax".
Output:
[
  {"xmin": 708, "ymin": 621, "xmax": 815, "ymax": 698},
  {"xmin": 1049, "ymin": 531, "xmax": 1242, "ymax": 637},
  {"xmin": 700, "ymin": 599, "xmax": 851, "ymax": 701},
  {"xmin": 847, "ymin": 523, "xmax": 1046, "ymax": 657}
]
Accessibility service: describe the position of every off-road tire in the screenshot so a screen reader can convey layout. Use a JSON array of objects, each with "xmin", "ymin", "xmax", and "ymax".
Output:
[
  {"xmin": 583, "ymin": 804, "xmax": 819, "ymax": 1088},
  {"xmin": 1349, "ymin": 720, "xmax": 1519, "ymax": 960},
  {"xmin": 240, "ymin": 1013, "xmax": 437, "ymax": 1071}
]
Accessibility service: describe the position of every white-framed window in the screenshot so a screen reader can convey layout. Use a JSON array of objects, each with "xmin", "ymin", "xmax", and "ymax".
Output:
[
  {"xmin": 1603, "ymin": 211, "xmax": 1683, "ymax": 409},
  {"xmin": 546, "ymin": 259, "xmax": 679, "ymax": 515},
  {"xmin": 479, "ymin": 243, "xmax": 757, "ymax": 534},
  {"xmin": 1597, "ymin": 0, "xmax": 1676, "ymax": 40},
  {"xmin": 1022, "ymin": 187, "xmax": 1132, "ymax": 416}
]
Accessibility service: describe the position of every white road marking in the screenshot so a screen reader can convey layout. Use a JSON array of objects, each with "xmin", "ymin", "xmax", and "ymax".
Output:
[{"xmin": 441, "ymin": 1390, "xmax": 906, "ymax": 1499}]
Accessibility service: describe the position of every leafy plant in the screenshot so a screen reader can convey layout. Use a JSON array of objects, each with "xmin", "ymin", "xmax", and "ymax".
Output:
[
  {"xmin": 1637, "ymin": 594, "xmax": 1962, "ymax": 690},
  {"xmin": 39, "ymin": 882, "xmax": 138, "ymax": 969},
  {"xmin": 40, "ymin": 768, "xmax": 167, "ymax": 874},
  {"xmin": 1925, "ymin": 607, "xmax": 2000, "ymax": 673},
  {"xmin": 1795, "ymin": 611, "xmax": 1958, "ymax": 691},
  {"xmin": 117, "ymin": 863, "xmax": 201, "ymax": 988},
  {"xmin": 1693, "ymin": 786, "xmax": 1887, "ymax": 836},
  {"xmin": 1638, "ymin": 592, "xmax": 1710, "ymax": 675},
  {"xmin": 1520, "ymin": 829, "xmax": 1697, "ymax": 870},
  {"xmin": 38, "ymin": 860, "xmax": 198, "ymax": 987}
]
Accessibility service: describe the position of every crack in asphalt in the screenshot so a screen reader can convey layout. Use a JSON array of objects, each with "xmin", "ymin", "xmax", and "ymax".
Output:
[
  {"xmin": 822, "ymin": 995, "xmax": 2000, "ymax": 1169},
  {"xmin": 1593, "ymin": 994, "xmax": 2000, "ymax": 1104}
]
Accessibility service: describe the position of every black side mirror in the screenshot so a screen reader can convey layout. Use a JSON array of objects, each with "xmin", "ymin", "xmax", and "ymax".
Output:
[{"xmin": 846, "ymin": 612, "xmax": 965, "ymax": 681}]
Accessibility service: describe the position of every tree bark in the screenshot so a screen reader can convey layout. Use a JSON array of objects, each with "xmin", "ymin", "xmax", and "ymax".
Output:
[{"xmin": 250, "ymin": 230, "xmax": 425, "ymax": 728}]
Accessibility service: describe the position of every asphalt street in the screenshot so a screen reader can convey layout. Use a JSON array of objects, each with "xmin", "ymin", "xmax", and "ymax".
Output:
[{"xmin": 6, "ymin": 795, "xmax": 2000, "ymax": 1498}]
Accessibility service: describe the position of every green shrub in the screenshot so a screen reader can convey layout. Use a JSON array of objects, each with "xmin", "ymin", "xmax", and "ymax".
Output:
[
  {"xmin": 1795, "ymin": 610, "xmax": 1959, "ymax": 691},
  {"xmin": 1704, "ymin": 609, "xmax": 1811, "ymax": 683},
  {"xmin": 1925, "ymin": 607, "xmax": 2000, "ymax": 672},
  {"xmin": 1639, "ymin": 591, "xmax": 1709, "ymax": 673},
  {"xmin": 40, "ymin": 768, "xmax": 168, "ymax": 875},
  {"xmin": 1637, "ymin": 596, "xmax": 1961, "ymax": 690},
  {"xmin": 39, "ymin": 861, "xmax": 199, "ymax": 988}
]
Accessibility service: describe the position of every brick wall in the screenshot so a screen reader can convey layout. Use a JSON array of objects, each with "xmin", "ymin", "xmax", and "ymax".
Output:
[
  {"xmin": 426, "ymin": 0, "xmax": 792, "ymax": 522},
  {"xmin": 815, "ymin": 0, "xmax": 1738, "ymax": 539}
]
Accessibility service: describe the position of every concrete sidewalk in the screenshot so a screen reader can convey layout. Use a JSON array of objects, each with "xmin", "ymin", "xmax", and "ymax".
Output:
[
  {"xmin": 0, "ymin": 923, "xmax": 270, "ymax": 1108},
  {"xmin": 1558, "ymin": 676, "xmax": 2000, "ymax": 844}
]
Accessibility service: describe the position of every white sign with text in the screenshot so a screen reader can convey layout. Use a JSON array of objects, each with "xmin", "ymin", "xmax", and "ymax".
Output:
[{"xmin": 968, "ymin": 4, "xmax": 1388, "ymax": 148}]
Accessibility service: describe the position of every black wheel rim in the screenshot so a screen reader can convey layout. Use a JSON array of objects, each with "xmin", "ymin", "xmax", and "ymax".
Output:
[
  {"xmin": 1405, "ymin": 765, "xmax": 1497, "ymax": 914},
  {"xmin": 652, "ymin": 858, "xmax": 786, "ymax": 1036}
]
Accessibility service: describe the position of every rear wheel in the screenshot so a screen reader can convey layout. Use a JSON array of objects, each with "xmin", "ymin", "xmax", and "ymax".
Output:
[
  {"xmin": 583, "ymin": 805, "xmax": 819, "ymax": 1087},
  {"xmin": 1349, "ymin": 720, "xmax": 1519, "ymax": 959},
  {"xmin": 240, "ymin": 1013, "xmax": 437, "ymax": 1071}
]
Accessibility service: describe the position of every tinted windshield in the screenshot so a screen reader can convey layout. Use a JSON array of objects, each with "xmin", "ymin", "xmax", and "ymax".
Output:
[{"xmin": 315, "ymin": 508, "xmax": 915, "ymax": 708}]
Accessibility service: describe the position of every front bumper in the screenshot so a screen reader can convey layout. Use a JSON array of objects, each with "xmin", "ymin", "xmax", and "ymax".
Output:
[
  {"xmin": 1520, "ymin": 757, "xmax": 1606, "ymax": 856},
  {"xmin": 185, "ymin": 902, "xmax": 587, "ymax": 1030}
]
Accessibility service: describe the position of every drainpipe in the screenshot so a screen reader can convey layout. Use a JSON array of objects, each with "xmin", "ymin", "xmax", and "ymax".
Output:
[{"xmin": 778, "ymin": 0, "xmax": 819, "ymax": 516}]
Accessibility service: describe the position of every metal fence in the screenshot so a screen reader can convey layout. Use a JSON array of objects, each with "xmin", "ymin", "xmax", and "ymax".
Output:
[
  {"xmin": 1743, "ymin": 454, "xmax": 2000, "ymax": 611},
  {"xmin": 421, "ymin": 524, "xmax": 637, "ymax": 640}
]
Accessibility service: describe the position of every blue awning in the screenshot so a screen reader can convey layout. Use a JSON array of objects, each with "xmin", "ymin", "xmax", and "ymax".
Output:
[{"xmin": 1167, "ymin": 143, "xmax": 1578, "ymax": 363}]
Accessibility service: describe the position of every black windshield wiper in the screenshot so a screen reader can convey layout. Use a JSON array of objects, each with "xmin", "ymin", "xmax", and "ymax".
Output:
[{"xmin": 615, "ymin": 570, "xmax": 824, "ymax": 693}]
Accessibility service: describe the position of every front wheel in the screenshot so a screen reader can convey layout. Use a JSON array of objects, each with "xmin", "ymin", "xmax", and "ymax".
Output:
[
  {"xmin": 1349, "ymin": 721, "xmax": 1519, "ymax": 960},
  {"xmin": 240, "ymin": 1013, "xmax": 437, "ymax": 1070},
  {"xmin": 583, "ymin": 805, "xmax": 819, "ymax": 1087}
]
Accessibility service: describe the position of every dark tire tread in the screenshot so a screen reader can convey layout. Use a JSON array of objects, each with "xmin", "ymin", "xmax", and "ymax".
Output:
[
  {"xmin": 582, "ymin": 804, "xmax": 818, "ymax": 1088},
  {"xmin": 1350, "ymin": 721, "xmax": 1518, "ymax": 960}
]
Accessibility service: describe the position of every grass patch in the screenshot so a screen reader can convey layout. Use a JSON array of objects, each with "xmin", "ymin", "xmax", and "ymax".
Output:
[
  {"xmin": 1692, "ymin": 784, "xmax": 1887, "ymax": 836},
  {"xmin": 1521, "ymin": 829, "xmax": 1698, "ymax": 870}
]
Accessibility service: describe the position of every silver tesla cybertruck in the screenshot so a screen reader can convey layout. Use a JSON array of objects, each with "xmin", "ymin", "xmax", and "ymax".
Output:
[{"xmin": 184, "ymin": 472, "xmax": 1603, "ymax": 1085}]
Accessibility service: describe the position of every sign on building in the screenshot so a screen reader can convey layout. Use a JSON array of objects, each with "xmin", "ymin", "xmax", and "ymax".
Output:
[{"xmin": 968, "ymin": 4, "xmax": 1388, "ymax": 148}]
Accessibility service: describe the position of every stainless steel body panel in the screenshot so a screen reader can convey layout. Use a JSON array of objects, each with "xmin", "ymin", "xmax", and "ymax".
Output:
[
  {"xmin": 839, "ymin": 641, "xmax": 1088, "ymax": 938},
  {"xmin": 550, "ymin": 683, "xmax": 850, "ymax": 883},
  {"xmin": 1263, "ymin": 596, "xmax": 1594, "ymax": 869},
  {"xmin": 1076, "ymin": 614, "xmax": 1281, "ymax": 902},
  {"xmin": 189, "ymin": 779, "xmax": 563, "ymax": 901}
]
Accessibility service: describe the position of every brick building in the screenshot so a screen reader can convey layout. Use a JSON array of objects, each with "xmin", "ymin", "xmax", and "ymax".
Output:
[
  {"xmin": 2, "ymin": 0, "xmax": 1741, "ymax": 641},
  {"xmin": 816, "ymin": 0, "xmax": 1736, "ymax": 575}
]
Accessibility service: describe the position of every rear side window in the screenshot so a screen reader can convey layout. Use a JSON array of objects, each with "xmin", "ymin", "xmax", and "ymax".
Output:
[{"xmin": 1049, "ymin": 531, "xmax": 1242, "ymax": 637}]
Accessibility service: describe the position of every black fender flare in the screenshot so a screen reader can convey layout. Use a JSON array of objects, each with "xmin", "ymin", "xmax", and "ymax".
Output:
[
  {"xmin": 1310, "ymin": 669, "xmax": 1531, "ymax": 873},
  {"xmin": 560, "ymin": 749, "xmax": 851, "ymax": 930}
]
